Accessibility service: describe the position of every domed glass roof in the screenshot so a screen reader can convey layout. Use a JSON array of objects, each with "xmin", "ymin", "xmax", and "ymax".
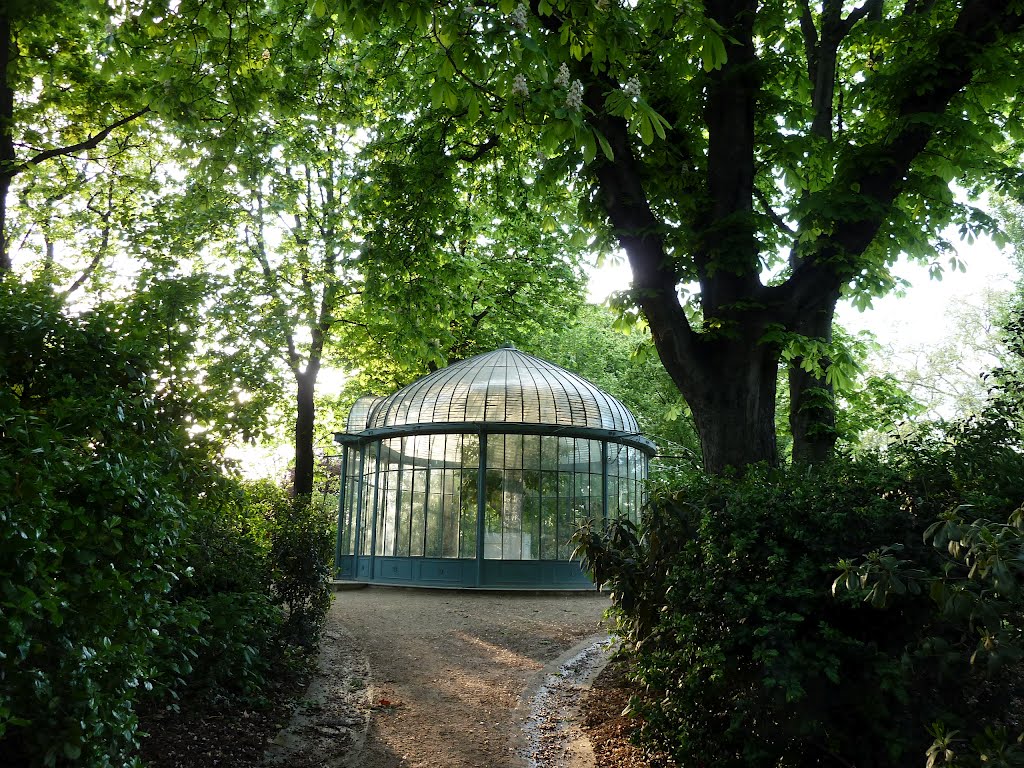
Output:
[{"xmin": 361, "ymin": 346, "xmax": 639, "ymax": 433}]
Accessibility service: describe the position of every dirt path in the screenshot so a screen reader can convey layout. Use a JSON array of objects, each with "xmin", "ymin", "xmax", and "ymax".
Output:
[{"xmin": 301, "ymin": 587, "xmax": 612, "ymax": 768}]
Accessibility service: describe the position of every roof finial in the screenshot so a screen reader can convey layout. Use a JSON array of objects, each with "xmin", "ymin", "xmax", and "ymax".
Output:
[{"xmin": 500, "ymin": 342, "xmax": 516, "ymax": 349}]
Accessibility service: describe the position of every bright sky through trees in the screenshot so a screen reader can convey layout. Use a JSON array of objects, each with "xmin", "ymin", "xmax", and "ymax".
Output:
[
  {"xmin": 838, "ymin": 232, "xmax": 1016, "ymax": 347},
  {"xmin": 588, "ymin": 233, "xmax": 1016, "ymax": 353}
]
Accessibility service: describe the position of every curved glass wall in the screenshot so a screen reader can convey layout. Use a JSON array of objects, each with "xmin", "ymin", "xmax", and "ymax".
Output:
[{"xmin": 334, "ymin": 347, "xmax": 654, "ymax": 589}]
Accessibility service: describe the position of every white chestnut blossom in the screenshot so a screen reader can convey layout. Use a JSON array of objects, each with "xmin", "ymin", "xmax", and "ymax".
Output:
[
  {"xmin": 554, "ymin": 63, "xmax": 571, "ymax": 89},
  {"xmin": 510, "ymin": 3, "xmax": 528, "ymax": 30},
  {"xmin": 566, "ymin": 79, "xmax": 584, "ymax": 111},
  {"xmin": 623, "ymin": 75, "xmax": 642, "ymax": 100},
  {"xmin": 512, "ymin": 74, "xmax": 530, "ymax": 98}
]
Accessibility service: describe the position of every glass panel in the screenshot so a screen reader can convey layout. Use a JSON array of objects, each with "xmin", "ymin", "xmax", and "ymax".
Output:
[
  {"xmin": 426, "ymin": 488, "xmax": 444, "ymax": 557},
  {"xmin": 522, "ymin": 493, "xmax": 540, "ymax": 560},
  {"xmin": 440, "ymin": 464, "xmax": 461, "ymax": 558},
  {"xmin": 501, "ymin": 469, "xmax": 524, "ymax": 560},
  {"xmin": 395, "ymin": 444, "xmax": 414, "ymax": 556},
  {"xmin": 556, "ymin": 496, "xmax": 573, "ymax": 559},
  {"xmin": 380, "ymin": 463, "xmax": 397, "ymax": 557},
  {"xmin": 540, "ymin": 479, "xmax": 558, "ymax": 560},
  {"xmin": 459, "ymin": 435, "xmax": 479, "ymax": 559},
  {"xmin": 410, "ymin": 485, "xmax": 426, "ymax": 557},
  {"xmin": 362, "ymin": 447, "xmax": 379, "ymax": 555},
  {"xmin": 606, "ymin": 473, "xmax": 619, "ymax": 521},
  {"xmin": 483, "ymin": 468, "xmax": 503, "ymax": 559}
]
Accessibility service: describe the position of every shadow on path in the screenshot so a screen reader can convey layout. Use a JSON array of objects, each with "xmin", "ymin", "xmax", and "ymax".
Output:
[{"xmin": 330, "ymin": 588, "xmax": 610, "ymax": 768}]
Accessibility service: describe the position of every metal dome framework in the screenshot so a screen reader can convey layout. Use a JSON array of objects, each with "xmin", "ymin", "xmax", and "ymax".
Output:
[{"xmin": 333, "ymin": 346, "xmax": 655, "ymax": 589}]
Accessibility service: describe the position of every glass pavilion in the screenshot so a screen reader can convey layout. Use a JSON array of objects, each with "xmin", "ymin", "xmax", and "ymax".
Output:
[{"xmin": 332, "ymin": 345, "xmax": 655, "ymax": 589}]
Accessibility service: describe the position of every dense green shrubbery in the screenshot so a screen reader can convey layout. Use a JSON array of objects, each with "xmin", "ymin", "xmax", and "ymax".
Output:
[
  {"xmin": 0, "ymin": 284, "xmax": 204, "ymax": 766},
  {"xmin": 578, "ymin": 373, "xmax": 1024, "ymax": 767},
  {"xmin": 269, "ymin": 495, "xmax": 334, "ymax": 650},
  {"xmin": 0, "ymin": 283, "xmax": 333, "ymax": 767}
]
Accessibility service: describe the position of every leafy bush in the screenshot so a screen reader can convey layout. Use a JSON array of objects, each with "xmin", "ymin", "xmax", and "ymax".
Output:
[
  {"xmin": 0, "ymin": 283, "xmax": 208, "ymax": 766},
  {"xmin": 577, "ymin": 374, "xmax": 1024, "ymax": 767},
  {"xmin": 268, "ymin": 494, "xmax": 334, "ymax": 650},
  {"xmin": 0, "ymin": 283, "xmax": 335, "ymax": 766},
  {"xmin": 145, "ymin": 491, "xmax": 282, "ymax": 704}
]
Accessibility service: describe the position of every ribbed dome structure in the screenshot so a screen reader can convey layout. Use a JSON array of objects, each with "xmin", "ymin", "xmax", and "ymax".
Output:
[
  {"xmin": 332, "ymin": 345, "xmax": 654, "ymax": 590},
  {"xmin": 364, "ymin": 346, "xmax": 638, "ymax": 434}
]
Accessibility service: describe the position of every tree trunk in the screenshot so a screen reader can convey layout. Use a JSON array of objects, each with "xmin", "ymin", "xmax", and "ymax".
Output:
[
  {"xmin": 293, "ymin": 367, "xmax": 319, "ymax": 498},
  {"xmin": 0, "ymin": 13, "xmax": 15, "ymax": 273},
  {"xmin": 789, "ymin": 291, "xmax": 841, "ymax": 465},
  {"xmin": 668, "ymin": 338, "xmax": 780, "ymax": 474}
]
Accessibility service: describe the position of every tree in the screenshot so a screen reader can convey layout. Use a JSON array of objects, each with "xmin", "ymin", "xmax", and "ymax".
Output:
[
  {"xmin": 0, "ymin": 1, "xmax": 155, "ymax": 273},
  {"xmin": 334, "ymin": 0, "xmax": 1024, "ymax": 472},
  {"xmin": 1, "ymin": 0, "xmax": 286, "ymax": 278},
  {"xmin": 191, "ymin": 19, "xmax": 589, "ymax": 496}
]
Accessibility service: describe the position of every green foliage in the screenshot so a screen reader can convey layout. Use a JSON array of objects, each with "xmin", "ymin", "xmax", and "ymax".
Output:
[
  {"xmin": 576, "ymin": 352, "xmax": 1024, "ymax": 766},
  {"xmin": 148, "ymin": 478, "xmax": 335, "ymax": 702},
  {"xmin": 0, "ymin": 281, "xmax": 334, "ymax": 766},
  {"xmin": 0, "ymin": 280, "xmax": 205, "ymax": 766},
  {"xmin": 577, "ymin": 461, "xmax": 919, "ymax": 767},
  {"xmin": 269, "ymin": 495, "xmax": 334, "ymax": 650}
]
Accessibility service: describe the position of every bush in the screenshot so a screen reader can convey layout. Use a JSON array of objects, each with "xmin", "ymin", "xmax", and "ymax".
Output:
[
  {"xmin": 145, "ymin": 492, "xmax": 282, "ymax": 704},
  {"xmin": 145, "ymin": 480, "xmax": 335, "ymax": 704},
  {"xmin": 577, "ymin": 385, "xmax": 1024, "ymax": 767},
  {"xmin": 0, "ymin": 283, "xmax": 206, "ymax": 766},
  {"xmin": 268, "ymin": 494, "xmax": 334, "ymax": 650},
  {"xmin": 0, "ymin": 283, "xmax": 335, "ymax": 766}
]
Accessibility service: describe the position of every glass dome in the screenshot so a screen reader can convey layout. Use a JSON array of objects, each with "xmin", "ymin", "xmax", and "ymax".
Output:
[
  {"xmin": 333, "ymin": 346, "xmax": 655, "ymax": 589},
  {"xmin": 366, "ymin": 345, "xmax": 638, "ymax": 431}
]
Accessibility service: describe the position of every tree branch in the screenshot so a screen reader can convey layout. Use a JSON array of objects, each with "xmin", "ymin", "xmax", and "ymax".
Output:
[
  {"xmin": 754, "ymin": 186, "xmax": 795, "ymax": 236},
  {"xmin": 458, "ymin": 134, "xmax": 500, "ymax": 162},
  {"xmin": 14, "ymin": 108, "xmax": 151, "ymax": 175},
  {"xmin": 797, "ymin": 0, "xmax": 819, "ymax": 84},
  {"xmin": 840, "ymin": 0, "xmax": 885, "ymax": 36},
  {"xmin": 781, "ymin": 0, "xmax": 1024, "ymax": 323}
]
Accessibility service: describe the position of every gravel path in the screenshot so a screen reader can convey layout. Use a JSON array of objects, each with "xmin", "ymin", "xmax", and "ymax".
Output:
[{"xmin": 305, "ymin": 587, "xmax": 612, "ymax": 768}]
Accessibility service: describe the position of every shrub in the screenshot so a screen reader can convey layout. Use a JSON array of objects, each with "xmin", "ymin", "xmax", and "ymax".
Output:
[
  {"xmin": 145, "ymin": 493, "xmax": 283, "ymax": 704},
  {"xmin": 268, "ymin": 494, "xmax": 334, "ymax": 650},
  {"xmin": 0, "ymin": 283, "xmax": 335, "ymax": 767},
  {"xmin": 577, "ymin": 390, "xmax": 1024, "ymax": 768},
  {"xmin": 0, "ymin": 283, "xmax": 205, "ymax": 766},
  {"xmin": 147, "ymin": 481, "xmax": 334, "ymax": 703}
]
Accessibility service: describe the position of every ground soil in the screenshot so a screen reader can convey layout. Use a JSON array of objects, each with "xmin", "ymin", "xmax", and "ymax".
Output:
[
  {"xmin": 581, "ymin": 659, "xmax": 674, "ymax": 768},
  {"xmin": 139, "ymin": 586, "xmax": 654, "ymax": 768}
]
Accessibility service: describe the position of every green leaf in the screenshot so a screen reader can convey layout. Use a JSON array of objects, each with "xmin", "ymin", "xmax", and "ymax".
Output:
[
  {"xmin": 639, "ymin": 114, "xmax": 654, "ymax": 145},
  {"xmin": 581, "ymin": 130, "xmax": 596, "ymax": 163}
]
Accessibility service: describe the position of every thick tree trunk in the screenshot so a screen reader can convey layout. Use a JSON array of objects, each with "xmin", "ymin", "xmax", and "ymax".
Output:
[
  {"xmin": 0, "ymin": 13, "xmax": 15, "ymax": 273},
  {"xmin": 293, "ymin": 367, "xmax": 318, "ymax": 498},
  {"xmin": 683, "ymin": 341, "xmax": 781, "ymax": 473},
  {"xmin": 789, "ymin": 292, "xmax": 841, "ymax": 465}
]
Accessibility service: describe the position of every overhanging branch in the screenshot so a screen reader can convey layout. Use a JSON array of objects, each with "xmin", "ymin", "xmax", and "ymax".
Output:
[{"xmin": 13, "ymin": 108, "xmax": 151, "ymax": 176}]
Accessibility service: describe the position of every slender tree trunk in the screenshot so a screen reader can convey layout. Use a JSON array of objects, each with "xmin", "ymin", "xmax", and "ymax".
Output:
[
  {"xmin": 293, "ymin": 366, "xmax": 319, "ymax": 498},
  {"xmin": 789, "ymin": 291, "xmax": 841, "ymax": 464},
  {"xmin": 0, "ymin": 13, "xmax": 16, "ymax": 273},
  {"xmin": 786, "ymin": 1, "xmax": 844, "ymax": 465}
]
